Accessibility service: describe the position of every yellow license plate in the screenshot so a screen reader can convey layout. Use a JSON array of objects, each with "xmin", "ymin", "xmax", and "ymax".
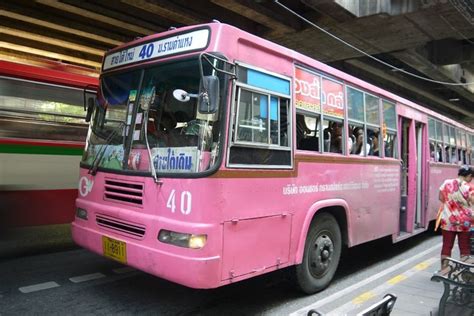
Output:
[{"xmin": 102, "ymin": 236, "xmax": 127, "ymax": 264}]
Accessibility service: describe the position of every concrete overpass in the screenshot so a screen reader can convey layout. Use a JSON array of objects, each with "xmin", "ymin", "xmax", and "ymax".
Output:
[{"xmin": 1, "ymin": 0, "xmax": 473, "ymax": 125}]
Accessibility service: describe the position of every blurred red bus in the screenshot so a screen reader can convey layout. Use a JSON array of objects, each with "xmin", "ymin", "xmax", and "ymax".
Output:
[{"xmin": 0, "ymin": 60, "xmax": 97, "ymax": 229}]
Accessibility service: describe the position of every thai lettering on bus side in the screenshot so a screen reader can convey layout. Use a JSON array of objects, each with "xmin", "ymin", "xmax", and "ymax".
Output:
[
  {"xmin": 138, "ymin": 37, "xmax": 194, "ymax": 60},
  {"xmin": 153, "ymin": 148, "xmax": 195, "ymax": 172},
  {"xmin": 322, "ymin": 91, "xmax": 344, "ymax": 109},
  {"xmin": 157, "ymin": 36, "xmax": 194, "ymax": 53},
  {"xmin": 111, "ymin": 49, "xmax": 135, "ymax": 66},
  {"xmin": 294, "ymin": 77, "xmax": 321, "ymax": 100},
  {"xmin": 166, "ymin": 189, "xmax": 192, "ymax": 215},
  {"xmin": 104, "ymin": 29, "xmax": 209, "ymax": 70},
  {"xmin": 282, "ymin": 181, "xmax": 369, "ymax": 195}
]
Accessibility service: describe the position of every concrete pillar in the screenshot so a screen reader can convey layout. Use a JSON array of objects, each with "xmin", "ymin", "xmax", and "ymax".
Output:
[{"xmin": 334, "ymin": 0, "xmax": 420, "ymax": 17}]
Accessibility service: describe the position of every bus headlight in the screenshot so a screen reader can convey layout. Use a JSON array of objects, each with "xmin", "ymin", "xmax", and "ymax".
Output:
[
  {"xmin": 75, "ymin": 207, "xmax": 88, "ymax": 220},
  {"xmin": 158, "ymin": 230, "xmax": 207, "ymax": 249}
]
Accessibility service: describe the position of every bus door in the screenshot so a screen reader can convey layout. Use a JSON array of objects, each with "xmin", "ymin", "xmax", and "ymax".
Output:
[
  {"xmin": 399, "ymin": 116, "xmax": 425, "ymax": 235},
  {"xmin": 415, "ymin": 122, "xmax": 424, "ymax": 229}
]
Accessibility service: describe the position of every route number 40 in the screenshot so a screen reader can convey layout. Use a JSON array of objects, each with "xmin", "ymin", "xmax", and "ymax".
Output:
[
  {"xmin": 139, "ymin": 43, "xmax": 154, "ymax": 59},
  {"xmin": 166, "ymin": 190, "xmax": 192, "ymax": 215}
]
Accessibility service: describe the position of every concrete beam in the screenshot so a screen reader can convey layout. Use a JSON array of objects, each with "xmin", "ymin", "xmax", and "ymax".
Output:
[
  {"xmin": 211, "ymin": 0, "xmax": 296, "ymax": 37},
  {"xmin": 0, "ymin": 42, "xmax": 102, "ymax": 68},
  {"xmin": 0, "ymin": 9, "xmax": 122, "ymax": 46},
  {"xmin": 36, "ymin": 0, "xmax": 156, "ymax": 35},
  {"xmin": 0, "ymin": 26, "xmax": 104, "ymax": 57},
  {"xmin": 392, "ymin": 48, "xmax": 474, "ymax": 98},
  {"xmin": 334, "ymin": 0, "xmax": 420, "ymax": 17},
  {"xmin": 120, "ymin": 0, "xmax": 202, "ymax": 26},
  {"xmin": 426, "ymin": 39, "xmax": 474, "ymax": 65}
]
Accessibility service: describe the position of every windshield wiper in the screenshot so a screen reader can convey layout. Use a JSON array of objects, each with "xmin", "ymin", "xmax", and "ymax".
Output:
[
  {"xmin": 88, "ymin": 122, "xmax": 125, "ymax": 176},
  {"xmin": 143, "ymin": 110, "xmax": 161, "ymax": 184}
]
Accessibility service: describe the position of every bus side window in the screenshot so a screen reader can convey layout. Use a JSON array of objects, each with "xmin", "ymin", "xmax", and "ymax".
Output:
[
  {"xmin": 324, "ymin": 120, "xmax": 343, "ymax": 154},
  {"xmin": 436, "ymin": 144, "xmax": 443, "ymax": 162},
  {"xmin": 296, "ymin": 114, "xmax": 308, "ymax": 147},
  {"xmin": 367, "ymin": 128, "xmax": 380, "ymax": 156},
  {"xmin": 445, "ymin": 146, "xmax": 451, "ymax": 163},
  {"xmin": 351, "ymin": 125, "xmax": 368, "ymax": 156},
  {"xmin": 0, "ymin": 77, "xmax": 89, "ymax": 142},
  {"xmin": 460, "ymin": 148, "xmax": 466, "ymax": 164},
  {"xmin": 297, "ymin": 113, "xmax": 319, "ymax": 152},
  {"xmin": 430, "ymin": 142, "xmax": 435, "ymax": 161},
  {"xmin": 383, "ymin": 132, "xmax": 397, "ymax": 158},
  {"xmin": 323, "ymin": 122, "xmax": 331, "ymax": 153},
  {"xmin": 451, "ymin": 148, "xmax": 458, "ymax": 164}
]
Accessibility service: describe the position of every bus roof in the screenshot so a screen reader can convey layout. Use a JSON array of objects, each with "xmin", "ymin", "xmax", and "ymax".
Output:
[
  {"xmin": 0, "ymin": 60, "xmax": 98, "ymax": 89},
  {"xmin": 101, "ymin": 22, "xmax": 473, "ymax": 132}
]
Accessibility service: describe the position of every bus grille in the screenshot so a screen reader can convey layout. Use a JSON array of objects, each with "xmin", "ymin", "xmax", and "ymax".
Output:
[
  {"xmin": 104, "ymin": 179, "xmax": 143, "ymax": 206},
  {"xmin": 96, "ymin": 215, "xmax": 145, "ymax": 238}
]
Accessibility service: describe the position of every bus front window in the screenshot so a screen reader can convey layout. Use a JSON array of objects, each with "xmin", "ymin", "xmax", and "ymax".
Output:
[
  {"xmin": 81, "ymin": 58, "xmax": 223, "ymax": 175},
  {"xmin": 81, "ymin": 71, "xmax": 136, "ymax": 172}
]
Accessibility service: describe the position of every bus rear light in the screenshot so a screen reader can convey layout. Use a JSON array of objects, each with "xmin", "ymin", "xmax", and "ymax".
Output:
[
  {"xmin": 75, "ymin": 207, "xmax": 88, "ymax": 220},
  {"xmin": 158, "ymin": 230, "xmax": 207, "ymax": 249}
]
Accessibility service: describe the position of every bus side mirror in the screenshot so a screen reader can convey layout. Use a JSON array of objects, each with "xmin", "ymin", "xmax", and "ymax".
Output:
[
  {"xmin": 85, "ymin": 97, "xmax": 95, "ymax": 122},
  {"xmin": 198, "ymin": 75, "xmax": 219, "ymax": 114}
]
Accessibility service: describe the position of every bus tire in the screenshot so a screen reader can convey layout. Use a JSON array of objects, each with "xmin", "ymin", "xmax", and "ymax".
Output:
[{"xmin": 295, "ymin": 213, "xmax": 341, "ymax": 294}]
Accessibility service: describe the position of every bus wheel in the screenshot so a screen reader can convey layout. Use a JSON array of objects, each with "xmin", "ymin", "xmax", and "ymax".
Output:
[{"xmin": 295, "ymin": 213, "xmax": 341, "ymax": 294}]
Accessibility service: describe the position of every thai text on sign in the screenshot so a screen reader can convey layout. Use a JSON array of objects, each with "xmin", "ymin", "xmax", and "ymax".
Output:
[{"xmin": 294, "ymin": 67, "xmax": 344, "ymax": 118}]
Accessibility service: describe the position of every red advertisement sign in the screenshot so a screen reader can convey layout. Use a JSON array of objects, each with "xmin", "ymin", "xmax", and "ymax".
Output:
[
  {"xmin": 322, "ymin": 78, "xmax": 344, "ymax": 118},
  {"xmin": 294, "ymin": 68, "xmax": 321, "ymax": 113}
]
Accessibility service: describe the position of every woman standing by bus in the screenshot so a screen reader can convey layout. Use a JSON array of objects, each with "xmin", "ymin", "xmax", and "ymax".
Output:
[{"xmin": 438, "ymin": 165, "xmax": 474, "ymax": 268}]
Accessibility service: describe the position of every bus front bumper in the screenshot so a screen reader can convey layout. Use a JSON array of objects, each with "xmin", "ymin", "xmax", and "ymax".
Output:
[{"xmin": 71, "ymin": 222, "xmax": 222, "ymax": 289}]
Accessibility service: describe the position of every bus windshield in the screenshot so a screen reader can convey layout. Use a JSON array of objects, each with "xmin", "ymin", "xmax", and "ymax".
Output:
[{"xmin": 81, "ymin": 57, "xmax": 223, "ymax": 175}]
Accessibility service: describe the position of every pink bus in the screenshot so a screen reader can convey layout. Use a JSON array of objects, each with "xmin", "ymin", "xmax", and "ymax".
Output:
[{"xmin": 72, "ymin": 22, "xmax": 474, "ymax": 293}]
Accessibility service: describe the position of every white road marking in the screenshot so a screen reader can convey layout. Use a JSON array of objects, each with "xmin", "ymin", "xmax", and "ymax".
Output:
[
  {"xmin": 326, "ymin": 256, "xmax": 438, "ymax": 315},
  {"xmin": 19, "ymin": 281, "xmax": 60, "ymax": 293},
  {"xmin": 113, "ymin": 267, "xmax": 135, "ymax": 274},
  {"xmin": 16, "ymin": 267, "xmax": 134, "ymax": 296},
  {"xmin": 289, "ymin": 243, "xmax": 441, "ymax": 316},
  {"xmin": 69, "ymin": 272, "xmax": 105, "ymax": 283}
]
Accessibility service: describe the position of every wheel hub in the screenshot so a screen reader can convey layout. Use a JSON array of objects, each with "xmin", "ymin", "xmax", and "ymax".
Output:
[{"xmin": 309, "ymin": 234, "xmax": 334, "ymax": 277}]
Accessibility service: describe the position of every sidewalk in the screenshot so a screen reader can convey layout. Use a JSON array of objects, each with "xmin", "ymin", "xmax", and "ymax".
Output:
[
  {"xmin": 293, "ymin": 246, "xmax": 473, "ymax": 316},
  {"xmin": 332, "ymin": 251, "xmax": 472, "ymax": 316},
  {"xmin": 388, "ymin": 257, "xmax": 444, "ymax": 316},
  {"xmin": 388, "ymin": 254, "xmax": 472, "ymax": 316},
  {"xmin": 320, "ymin": 255, "xmax": 443, "ymax": 315}
]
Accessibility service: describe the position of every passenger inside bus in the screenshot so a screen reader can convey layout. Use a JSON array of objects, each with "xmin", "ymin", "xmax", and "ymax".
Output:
[
  {"xmin": 430, "ymin": 142, "xmax": 443, "ymax": 162},
  {"xmin": 348, "ymin": 132, "xmax": 354, "ymax": 153},
  {"xmin": 368, "ymin": 130, "xmax": 380, "ymax": 156},
  {"xmin": 182, "ymin": 118, "xmax": 212, "ymax": 150},
  {"xmin": 297, "ymin": 114, "xmax": 319, "ymax": 151},
  {"xmin": 459, "ymin": 148, "xmax": 466, "ymax": 164},
  {"xmin": 351, "ymin": 127, "xmax": 370, "ymax": 156},
  {"xmin": 451, "ymin": 148, "xmax": 458, "ymax": 164},
  {"xmin": 171, "ymin": 111, "xmax": 188, "ymax": 134},
  {"xmin": 436, "ymin": 144, "xmax": 443, "ymax": 162},
  {"xmin": 323, "ymin": 127, "xmax": 331, "ymax": 152},
  {"xmin": 329, "ymin": 122, "xmax": 343, "ymax": 154},
  {"xmin": 146, "ymin": 85, "xmax": 212, "ymax": 149},
  {"xmin": 148, "ymin": 110, "xmax": 179, "ymax": 147},
  {"xmin": 445, "ymin": 146, "xmax": 451, "ymax": 163},
  {"xmin": 296, "ymin": 114, "xmax": 309, "ymax": 142},
  {"xmin": 430, "ymin": 142, "xmax": 435, "ymax": 161}
]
